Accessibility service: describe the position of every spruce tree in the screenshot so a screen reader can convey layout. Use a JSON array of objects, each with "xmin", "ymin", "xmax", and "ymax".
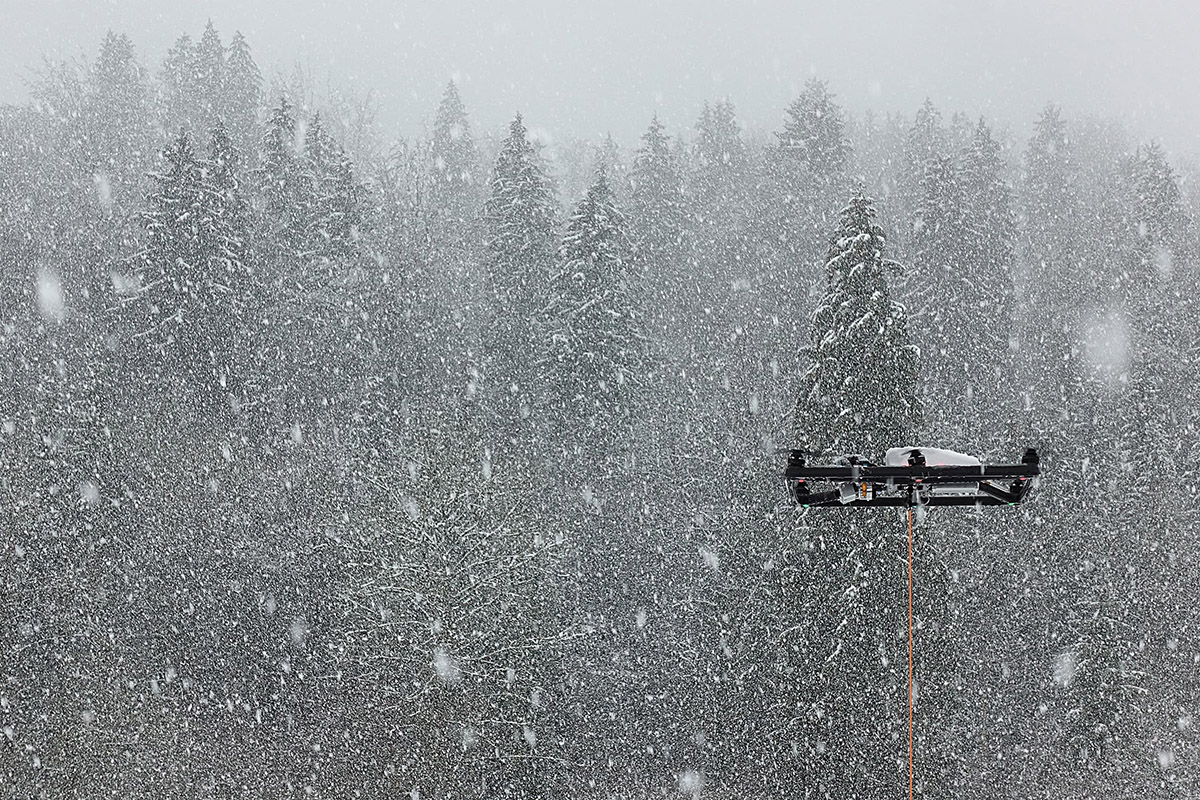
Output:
[
  {"xmin": 408, "ymin": 82, "xmax": 483, "ymax": 417},
  {"xmin": 482, "ymin": 114, "xmax": 558, "ymax": 433},
  {"xmin": 300, "ymin": 113, "xmax": 337, "ymax": 259},
  {"xmin": 960, "ymin": 120, "xmax": 1017, "ymax": 383},
  {"xmin": 544, "ymin": 167, "xmax": 641, "ymax": 452},
  {"xmin": 133, "ymin": 131, "xmax": 244, "ymax": 396},
  {"xmin": 689, "ymin": 99, "xmax": 749, "ymax": 382},
  {"xmin": 898, "ymin": 98, "xmax": 948, "ymax": 250},
  {"xmin": 909, "ymin": 153, "xmax": 978, "ymax": 445},
  {"xmin": 161, "ymin": 33, "xmax": 197, "ymax": 136},
  {"xmin": 543, "ymin": 167, "xmax": 656, "ymax": 786},
  {"xmin": 777, "ymin": 78, "xmax": 851, "ymax": 185},
  {"xmin": 195, "ymin": 20, "xmax": 226, "ymax": 135},
  {"xmin": 258, "ymin": 96, "xmax": 303, "ymax": 254},
  {"xmin": 694, "ymin": 99, "xmax": 745, "ymax": 191},
  {"xmin": 795, "ymin": 190, "xmax": 920, "ymax": 455},
  {"xmin": 1022, "ymin": 104, "xmax": 1085, "ymax": 440},
  {"xmin": 428, "ymin": 80, "xmax": 478, "ymax": 233},
  {"xmin": 75, "ymin": 31, "xmax": 153, "ymax": 191},
  {"xmin": 771, "ymin": 79, "xmax": 853, "ymax": 324},
  {"xmin": 224, "ymin": 31, "xmax": 262, "ymax": 157},
  {"xmin": 628, "ymin": 114, "xmax": 686, "ymax": 330}
]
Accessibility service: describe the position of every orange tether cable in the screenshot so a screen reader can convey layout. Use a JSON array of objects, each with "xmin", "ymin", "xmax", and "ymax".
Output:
[{"xmin": 907, "ymin": 506, "xmax": 914, "ymax": 800}]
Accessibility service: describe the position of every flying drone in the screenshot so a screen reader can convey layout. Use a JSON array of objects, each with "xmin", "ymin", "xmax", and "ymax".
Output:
[{"xmin": 784, "ymin": 445, "xmax": 1041, "ymax": 509}]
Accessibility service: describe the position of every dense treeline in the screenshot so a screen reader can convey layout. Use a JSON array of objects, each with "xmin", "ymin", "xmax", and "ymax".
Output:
[{"xmin": 2, "ymin": 25, "xmax": 1198, "ymax": 798}]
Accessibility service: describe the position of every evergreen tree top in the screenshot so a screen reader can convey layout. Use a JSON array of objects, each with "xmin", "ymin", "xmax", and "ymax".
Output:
[
  {"xmin": 826, "ymin": 191, "xmax": 894, "ymax": 278},
  {"xmin": 1024, "ymin": 104, "xmax": 1076, "ymax": 213},
  {"xmin": 1136, "ymin": 142, "xmax": 1184, "ymax": 240},
  {"xmin": 963, "ymin": 118, "xmax": 1003, "ymax": 171},
  {"xmin": 1027, "ymin": 104, "xmax": 1070, "ymax": 164},
  {"xmin": 561, "ymin": 167, "xmax": 628, "ymax": 267},
  {"xmin": 198, "ymin": 20, "xmax": 223, "ymax": 51},
  {"xmin": 484, "ymin": 113, "xmax": 558, "ymax": 273},
  {"xmin": 912, "ymin": 98, "xmax": 943, "ymax": 136},
  {"xmin": 799, "ymin": 190, "xmax": 919, "ymax": 454},
  {"xmin": 634, "ymin": 115, "xmax": 670, "ymax": 166},
  {"xmin": 262, "ymin": 97, "xmax": 296, "ymax": 157},
  {"xmin": 431, "ymin": 80, "xmax": 476, "ymax": 191},
  {"xmin": 434, "ymin": 81, "xmax": 472, "ymax": 144},
  {"xmin": 631, "ymin": 115, "xmax": 679, "ymax": 196},
  {"xmin": 487, "ymin": 114, "xmax": 555, "ymax": 219},
  {"xmin": 915, "ymin": 154, "xmax": 969, "ymax": 240},
  {"xmin": 166, "ymin": 33, "xmax": 194, "ymax": 59},
  {"xmin": 226, "ymin": 31, "xmax": 261, "ymax": 80},
  {"xmin": 196, "ymin": 22, "xmax": 225, "ymax": 68},
  {"xmin": 95, "ymin": 30, "xmax": 141, "ymax": 81},
  {"xmin": 303, "ymin": 113, "xmax": 331, "ymax": 166},
  {"xmin": 696, "ymin": 99, "xmax": 743, "ymax": 169},
  {"xmin": 777, "ymin": 78, "xmax": 849, "ymax": 179}
]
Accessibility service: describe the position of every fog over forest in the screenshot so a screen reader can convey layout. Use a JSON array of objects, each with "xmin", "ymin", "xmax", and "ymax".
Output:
[{"xmin": 1, "ymin": 3, "xmax": 1198, "ymax": 798}]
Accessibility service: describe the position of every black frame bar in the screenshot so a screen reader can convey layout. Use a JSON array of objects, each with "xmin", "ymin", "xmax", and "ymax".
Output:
[{"xmin": 785, "ymin": 448, "xmax": 1040, "ymax": 508}]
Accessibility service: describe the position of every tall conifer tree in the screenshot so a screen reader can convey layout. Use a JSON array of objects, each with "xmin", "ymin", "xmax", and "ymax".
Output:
[
  {"xmin": 224, "ymin": 31, "xmax": 262, "ymax": 157},
  {"xmin": 777, "ymin": 78, "xmax": 851, "ymax": 185},
  {"xmin": 795, "ymin": 191, "xmax": 920, "ymax": 454},
  {"xmin": 482, "ymin": 114, "xmax": 558, "ymax": 435}
]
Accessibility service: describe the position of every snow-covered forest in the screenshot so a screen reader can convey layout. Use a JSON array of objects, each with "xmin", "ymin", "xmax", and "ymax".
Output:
[{"xmin": 2, "ymin": 23, "xmax": 1199, "ymax": 798}]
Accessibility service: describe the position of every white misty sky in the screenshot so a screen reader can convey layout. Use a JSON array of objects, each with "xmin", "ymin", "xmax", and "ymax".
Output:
[{"xmin": 2, "ymin": 0, "xmax": 1197, "ymax": 156}]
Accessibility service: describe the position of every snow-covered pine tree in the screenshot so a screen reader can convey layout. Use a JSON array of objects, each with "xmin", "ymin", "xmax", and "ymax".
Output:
[
  {"xmin": 694, "ymin": 99, "xmax": 745, "ymax": 194},
  {"xmin": 909, "ymin": 152, "xmax": 980, "ymax": 446},
  {"xmin": 959, "ymin": 118, "xmax": 1018, "ymax": 446},
  {"xmin": 543, "ymin": 167, "xmax": 641, "ymax": 455},
  {"xmin": 1113, "ymin": 144, "xmax": 1181, "ymax": 506},
  {"xmin": 1021, "ymin": 104, "xmax": 1084, "ymax": 442},
  {"xmin": 298, "ymin": 113, "xmax": 363, "ymax": 264},
  {"xmin": 1128, "ymin": 142, "xmax": 1200, "ymax": 795},
  {"xmin": 203, "ymin": 120, "xmax": 252, "ymax": 334},
  {"xmin": 205, "ymin": 122, "xmax": 249, "ymax": 245},
  {"xmin": 195, "ymin": 21, "xmax": 226, "ymax": 136},
  {"xmin": 795, "ymin": 190, "xmax": 920, "ymax": 455},
  {"xmin": 74, "ymin": 31, "xmax": 153, "ymax": 193},
  {"xmin": 428, "ymin": 80, "xmax": 478, "ymax": 232},
  {"xmin": 400, "ymin": 83, "xmax": 483, "ymax": 418},
  {"xmin": 482, "ymin": 114, "xmax": 558, "ymax": 433},
  {"xmin": 161, "ymin": 33, "xmax": 197, "ymax": 137},
  {"xmin": 688, "ymin": 98, "xmax": 750, "ymax": 392},
  {"xmin": 764, "ymin": 81, "xmax": 854, "ymax": 395},
  {"xmin": 628, "ymin": 114, "xmax": 686, "ymax": 333},
  {"xmin": 133, "ymin": 131, "xmax": 241, "ymax": 396},
  {"xmin": 224, "ymin": 31, "xmax": 262, "ymax": 158},
  {"xmin": 897, "ymin": 98, "xmax": 948, "ymax": 252},
  {"xmin": 258, "ymin": 96, "xmax": 304, "ymax": 255},
  {"xmin": 791, "ymin": 191, "xmax": 920, "ymax": 798},
  {"xmin": 426, "ymin": 80, "xmax": 482, "ymax": 323},
  {"xmin": 201, "ymin": 121, "xmax": 260, "ymax": 405},
  {"xmin": 1020, "ymin": 105, "xmax": 1140, "ymax": 793},
  {"xmin": 777, "ymin": 78, "xmax": 851, "ymax": 186}
]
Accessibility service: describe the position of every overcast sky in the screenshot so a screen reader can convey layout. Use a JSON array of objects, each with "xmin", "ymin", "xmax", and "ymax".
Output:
[{"xmin": 2, "ymin": 0, "xmax": 1197, "ymax": 157}]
